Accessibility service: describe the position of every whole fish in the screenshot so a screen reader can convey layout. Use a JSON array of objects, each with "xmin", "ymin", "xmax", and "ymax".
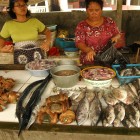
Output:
[
  {"xmin": 112, "ymin": 87, "xmax": 127, "ymax": 102},
  {"xmin": 18, "ymin": 74, "xmax": 52, "ymax": 136},
  {"xmin": 125, "ymin": 104, "xmax": 140, "ymax": 127},
  {"xmin": 113, "ymin": 103, "xmax": 125, "ymax": 127},
  {"xmin": 16, "ymin": 79, "xmax": 43, "ymax": 123},
  {"xmin": 128, "ymin": 83, "xmax": 138, "ymax": 97},
  {"xmin": 113, "ymin": 119, "xmax": 121, "ymax": 127},
  {"xmin": 132, "ymin": 67, "xmax": 140, "ymax": 76},
  {"xmin": 114, "ymin": 103, "xmax": 125, "ymax": 121},
  {"xmin": 121, "ymin": 84, "xmax": 136, "ymax": 105},
  {"xmin": 85, "ymin": 89, "xmax": 96, "ymax": 103},
  {"xmin": 89, "ymin": 95, "xmax": 102, "ymax": 126},
  {"xmin": 122, "ymin": 116, "xmax": 133, "ymax": 128},
  {"xmin": 74, "ymin": 89, "xmax": 86, "ymax": 103},
  {"xmin": 103, "ymin": 89, "xmax": 119, "ymax": 106},
  {"xmin": 120, "ymin": 68, "xmax": 133, "ymax": 76},
  {"xmin": 102, "ymin": 105, "xmax": 115, "ymax": 126},
  {"xmin": 76, "ymin": 96, "xmax": 89, "ymax": 125},
  {"xmin": 132, "ymin": 80, "xmax": 139, "ymax": 92}
]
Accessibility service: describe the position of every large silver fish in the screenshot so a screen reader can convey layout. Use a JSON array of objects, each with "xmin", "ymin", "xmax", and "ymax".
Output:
[
  {"xmin": 113, "ymin": 103, "xmax": 125, "ymax": 127},
  {"xmin": 122, "ymin": 116, "xmax": 133, "ymax": 128},
  {"xmin": 114, "ymin": 103, "xmax": 125, "ymax": 121},
  {"xmin": 121, "ymin": 84, "xmax": 136, "ymax": 105},
  {"xmin": 73, "ymin": 87, "xmax": 87, "ymax": 103},
  {"xmin": 85, "ymin": 89, "xmax": 96, "ymax": 103},
  {"xmin": 76, "ymin": 96, "xmax": 89, "ymax": 125},
  {"xmin": 103, "ymin": 105, "xmax": 115, "ymax": 126},
  {"xmin": 18, "ymin": 75, "xmax": 52, "ymax": 136},
  {"xmin": 128, "ymin": 83, "xmax": 138, "ymax": 97},
  {"xmin": 132, "ymin": 67, "xmax": 140, "ymax": 76},
  {"xmin": 120, "ymin": 68, "xmax": 133, "ymax": 76},
  {"xmin": 89, "ymin": 96, "xmax": 102, "ymax": 126},
  {"xmin": 132, "ymin": 80, "xmax": 140, "ymax": 92},
  {"xmin": 125, "ymin": 105, "xmax": 140, "ymax": 127},
  {"xmin": 112, "ymin": 87, "xmax": 127, "ymax": 102},
  {"xmin": 103, "ymin": 89, "xmax": 119, "ymax": 106}
]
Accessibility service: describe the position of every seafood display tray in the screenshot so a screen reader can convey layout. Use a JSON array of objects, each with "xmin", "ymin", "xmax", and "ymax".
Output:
[
  {"xmin": 112, "ymin": 64, "xmax": 140, "ymax": 85},
  {"xmin": 1, "ymin": 69, "xmax": 140, "ymax": 136},
  {"xmin": 0, "ymin": 69, "xmax": 97, "ymax": 123}
]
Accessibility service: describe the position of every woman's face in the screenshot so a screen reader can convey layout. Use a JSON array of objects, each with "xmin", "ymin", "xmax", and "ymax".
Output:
[
  {"xmin": 86, "ymin": 2, "xmax": 102, "ymax": 21},
  {"xmin": 13, "ymin": 0, "xmax": 27, "ymax": 17}
]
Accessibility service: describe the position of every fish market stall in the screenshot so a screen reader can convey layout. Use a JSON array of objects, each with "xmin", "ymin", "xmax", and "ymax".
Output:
[{"xmin": 0, "ymin": 63, "xmax": 140, "ymax": 140}]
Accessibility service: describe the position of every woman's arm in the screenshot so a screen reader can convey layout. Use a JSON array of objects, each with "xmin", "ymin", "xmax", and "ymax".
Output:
[
  {"xmin": 0, "ymin": 38, "xmax": 13, "ymax": 53},
  {"xmin": 77, "ymin": 42, "xmax": 96, "ymax": 61},
  {"xmin": 111, "ymin": 33, "xmax": 121, "ymax": 43},
  {"xmin": 40, "ymin": 28, "xmax": 52, "ymax": 52},
  {"xmin": 0, "ymin": 38, "xmax": 5, "ymax": 52}
]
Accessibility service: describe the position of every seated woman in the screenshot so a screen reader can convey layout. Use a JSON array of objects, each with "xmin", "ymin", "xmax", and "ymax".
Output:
[
  {"xmin": 75, "ymin": 0, "xmax": 120, "ymax": 65},
  {"xmin": 0, "ymin": 0, "xmax": 51, "ymax": 64}
]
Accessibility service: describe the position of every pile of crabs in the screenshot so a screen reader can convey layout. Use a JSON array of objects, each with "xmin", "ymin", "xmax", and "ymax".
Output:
[{"xmin": 0, "ymin": 76, "xmax": 19, "ymax": 111}]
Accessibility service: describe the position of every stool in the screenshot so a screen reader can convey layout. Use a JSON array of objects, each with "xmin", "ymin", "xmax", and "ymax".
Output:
[{"xmin": 134, "ymin": 41, "xmax": 140, "ymax": 63}]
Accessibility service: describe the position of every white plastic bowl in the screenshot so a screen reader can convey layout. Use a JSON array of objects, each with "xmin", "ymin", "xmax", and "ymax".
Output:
[
  {"xmin": 27, "ymin": 69, "xmax": 49, "ymax": 77},
  {"xmin": 25, "ymin": 59, "xmax": 56, "ymax": 77},
  {"xmin": 83, "ymin": 78, "xmax": 113, "ymax": 87},
  {"xmin": 81, "ymin": 66, "xmax": 116, "ymax": 87},
  {"xmin": 47, "ymin": 25, "xmax": 57, "ymax": 31},
  {"xmin": 64, "ymin": 51, "xmax": 79, "ymax": 57},
  {"xmin": 57, "ymin": 59, "xmax": 77, "ymax": 65}
]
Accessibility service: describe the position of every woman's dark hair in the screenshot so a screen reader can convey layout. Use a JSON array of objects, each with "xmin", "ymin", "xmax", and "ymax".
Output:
[
  {"xmin": 85, "ymin": 0, "xmax": 104, "ymax": 9},
  {"xmin": 8, "ymin": 0, "xmax": 31, "ymax": 19}
]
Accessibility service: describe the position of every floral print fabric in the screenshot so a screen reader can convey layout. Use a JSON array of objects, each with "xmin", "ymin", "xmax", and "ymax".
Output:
[{"xmin": 75, "ymin": 17, "xmax": 120, "ymax": 65}]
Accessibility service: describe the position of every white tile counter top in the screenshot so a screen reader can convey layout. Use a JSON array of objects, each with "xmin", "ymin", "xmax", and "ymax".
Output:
[
  {"xmin": 0, "ymin": 70, "xmax": 47, "ymax": 123},
  {"xmin": 0, "ymin": 70, "xmax": 120, "ymax": 124}
]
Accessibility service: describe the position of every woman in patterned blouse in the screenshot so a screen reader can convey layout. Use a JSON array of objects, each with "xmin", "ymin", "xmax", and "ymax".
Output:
[{"xmin": 75, "ymin": 0, "xmax": 120, "ymax": 65}]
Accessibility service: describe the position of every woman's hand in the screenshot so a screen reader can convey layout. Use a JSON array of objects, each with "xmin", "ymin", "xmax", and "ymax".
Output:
[
  {"xmin": 40, "ymin": 40, "xmax": 51, "ymax": 52},
  {"xmin": 0, "ymin": 45, "xmax": 13, "ymax": 53},
  {"xmin": 111, "ymin": 34, "xmax": 121, "ymax": 43},
  {"xmin": 86, "ymin": 49, "xmax": 96, "ymax": 62},
  {"xmin": 41, "ymin": 28, "xmax": 52, "ymax": 52}
]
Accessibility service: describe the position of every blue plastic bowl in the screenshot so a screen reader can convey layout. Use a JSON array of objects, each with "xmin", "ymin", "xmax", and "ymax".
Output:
[
  {"xmin": 112, "ymin": 64, "xmax": 140, "ymax": 85},
  {"xmin": 64, "ymin": 47, "xmax": 79, "ymax": 52},
  {"xmin": 55, "ymin": 38, "xmax": 76, "ymax": 49}
]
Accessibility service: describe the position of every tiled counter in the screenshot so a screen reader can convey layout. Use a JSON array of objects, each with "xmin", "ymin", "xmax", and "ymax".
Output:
[
  {"xmin": 0, "ymin": 69, "xmax": 140, "ymax": 140},
  {"xmin": 0, "ymin": 69, "xmax": 119, "ymax": 124},
  {"xmin": 0, "ymin": 70, "xmax": 45, "ymax": 122}
]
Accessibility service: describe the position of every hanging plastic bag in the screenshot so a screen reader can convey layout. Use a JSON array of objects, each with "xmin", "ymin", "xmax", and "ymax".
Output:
[{"xmin": 95, "ymin": 40, "xmax": 130, "ymax": 66}]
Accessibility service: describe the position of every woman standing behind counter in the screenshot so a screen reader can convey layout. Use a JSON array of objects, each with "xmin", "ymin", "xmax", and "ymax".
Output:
[
  {"xmin": 0, "ymin": 0, "xmax": 51, "ymax": 64},
  {"xmin": 75, "ymin": 0, "xmax": 120, "ymax": 65}
]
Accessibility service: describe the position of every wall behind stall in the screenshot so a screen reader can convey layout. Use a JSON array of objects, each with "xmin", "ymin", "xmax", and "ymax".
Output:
[
  {"xmin": 32, "ymin": 10, "xmax": 117, "ymax": 36},
  {"xmin": 0, "ymin": 10, "xmax": 140, "ymax": 46},
  {"xmin": 122, "ymin": 10, "xmax": 140, "ymax": 45}
]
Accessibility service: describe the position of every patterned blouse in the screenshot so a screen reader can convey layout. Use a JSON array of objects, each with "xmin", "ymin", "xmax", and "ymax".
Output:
[{"xmin": 75, "ymin": 17, "xmax": 120, "ymax": 64}]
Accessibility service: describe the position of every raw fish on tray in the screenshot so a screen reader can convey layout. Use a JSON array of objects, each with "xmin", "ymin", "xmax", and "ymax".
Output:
[
  {"xmin": 76, "ymin": 96, "xmax": 89, "ymax": 125},
  {"xmin": 89, "ymin": 95, "xmax": 102, "ymax": 126},
  {"xmin": 113, "ymin": 103, "xmax": 125, "ymax": 127},
  {"xmin": 82, "ymin": 67, "xmax": 115, "ymax": 80},
  {"xmin": 102, "ymin": 105, "xmax": 115, "ymax": 127}
]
